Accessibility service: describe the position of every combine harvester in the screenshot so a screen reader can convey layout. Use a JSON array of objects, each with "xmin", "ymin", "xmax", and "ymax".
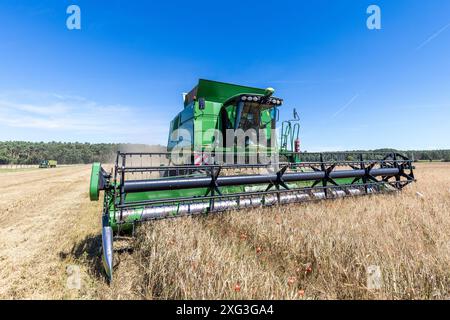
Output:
[{"xmin": 89, "ymin": 79, "xmax": 415, "ymax": 281}]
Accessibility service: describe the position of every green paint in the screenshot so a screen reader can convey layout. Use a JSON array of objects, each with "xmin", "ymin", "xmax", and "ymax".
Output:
[
  {"xmin": 89, "ymin": 162, "xmax": 101, "ymax": 201},
  {"xmin": 194, "ymin": 79, "xmax": 266, "ymax": 104},
  {"xmin": 169, "ymin": 79, "xmax": 281, "ymax": 156}
]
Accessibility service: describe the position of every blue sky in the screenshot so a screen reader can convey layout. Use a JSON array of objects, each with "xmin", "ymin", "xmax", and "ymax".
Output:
[{"xmin": 0, "ymin": 0, "xmax": 449, "ymax": 151}]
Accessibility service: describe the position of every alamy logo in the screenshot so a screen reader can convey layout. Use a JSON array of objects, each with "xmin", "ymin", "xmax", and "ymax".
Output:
[
  {"xmin": 66, "ymin": 5, "xmax": 81, "ymax": 30},
  {"xmin": 366, "ymin": 5, "xmax": 381, "ymax": 30},
  {"xmin": 367, "ymin": 265, "xmax": 383, "ymax": 290},
  {"xmin": 66, "ymin": 265, "xmax": 81, "ymax": 289}
]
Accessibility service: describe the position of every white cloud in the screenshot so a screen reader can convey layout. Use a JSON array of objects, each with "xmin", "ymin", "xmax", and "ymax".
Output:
[
  {"xmin": 0, "ymin": 100, "xmax": 71, "ymax": 115},
  {"xmin": 0, "ymin": 91, "xmax": 170, "ymax": 144}
]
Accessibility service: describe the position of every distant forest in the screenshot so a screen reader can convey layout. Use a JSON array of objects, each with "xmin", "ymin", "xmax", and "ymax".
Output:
[
  {"xmin": 0, "ymin": 141, "xmax": 165, "ymax": 165},
  {"xmin": 0, "ymin": 141, "xmax": 449, "ymax": 164}
]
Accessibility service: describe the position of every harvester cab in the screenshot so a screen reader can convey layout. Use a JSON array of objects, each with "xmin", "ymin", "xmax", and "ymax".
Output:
[
  {"xmin": 39, "ymin": 160, "xmax": 48, "ymax": 168},
  {"xmin": 167, "ymin": 79, "xmax": 284, "ymax": 165},
  {"xmin": 89, "ymin": 79, "xmax": 416, "ymax": 282}
]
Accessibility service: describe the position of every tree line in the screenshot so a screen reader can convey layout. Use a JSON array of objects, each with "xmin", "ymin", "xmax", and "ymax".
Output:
[
  {"xmin": 0, "ymin": 141, "xmax": 449, "ymax": 164},
  {"xmin": 299, "ymin": 149, "xmax": 450, "ymax": 162},
  {"xmin": 0, "ymin": 141, "xmax": 165, "ymax": 165}
]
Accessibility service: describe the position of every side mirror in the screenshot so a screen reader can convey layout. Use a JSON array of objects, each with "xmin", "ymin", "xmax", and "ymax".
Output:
[
  {"xmin": 275, "ymin": 107, "xmax": 280, "ymax": 121},
  {"xmin": 293, "ymin": 108, "xmax": 299, "ymax": 121},
  {"xmin": 199, "ymin": 98, "xmax": 205, "ymax": 110}
]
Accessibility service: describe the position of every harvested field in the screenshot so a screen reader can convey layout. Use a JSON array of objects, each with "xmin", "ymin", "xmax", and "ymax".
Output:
[{"xmin": 0, "ymin": 163, "xmax": 449, "ymax": 299}]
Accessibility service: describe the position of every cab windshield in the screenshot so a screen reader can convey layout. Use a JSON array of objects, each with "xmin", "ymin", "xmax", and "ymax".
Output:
[
  {"xmin": 239, "ymin": 103, "xmax": 261, "ymax": 132},
  {"xmin": 220, "ymin": 99, "xmax": 278, "ymax": 148}
]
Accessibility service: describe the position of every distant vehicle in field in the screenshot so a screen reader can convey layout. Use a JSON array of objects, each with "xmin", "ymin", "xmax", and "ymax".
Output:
[{"xmin": 39, "ymin": 160, "xmax": 57, "ymax": 168}]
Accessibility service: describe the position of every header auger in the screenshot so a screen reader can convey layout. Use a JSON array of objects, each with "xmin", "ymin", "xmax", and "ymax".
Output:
[{"xmin": 89, "ymin": 79, "xmax": 415, "ymax": 281}]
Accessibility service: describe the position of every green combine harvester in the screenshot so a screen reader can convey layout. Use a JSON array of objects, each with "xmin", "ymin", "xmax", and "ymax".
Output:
[
  {"xmin": 90, "ymin": 79, "xmax": 415, "ymax": 281},
  {"xmin": 39, "ymin": 160, "xmax": 57, "ymax": 168}
]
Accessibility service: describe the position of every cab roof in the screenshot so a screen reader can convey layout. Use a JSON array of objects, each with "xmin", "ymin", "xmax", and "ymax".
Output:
[{"xmin": 184, "ymin": 79, "xmax": 267, "ymax": 107}]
